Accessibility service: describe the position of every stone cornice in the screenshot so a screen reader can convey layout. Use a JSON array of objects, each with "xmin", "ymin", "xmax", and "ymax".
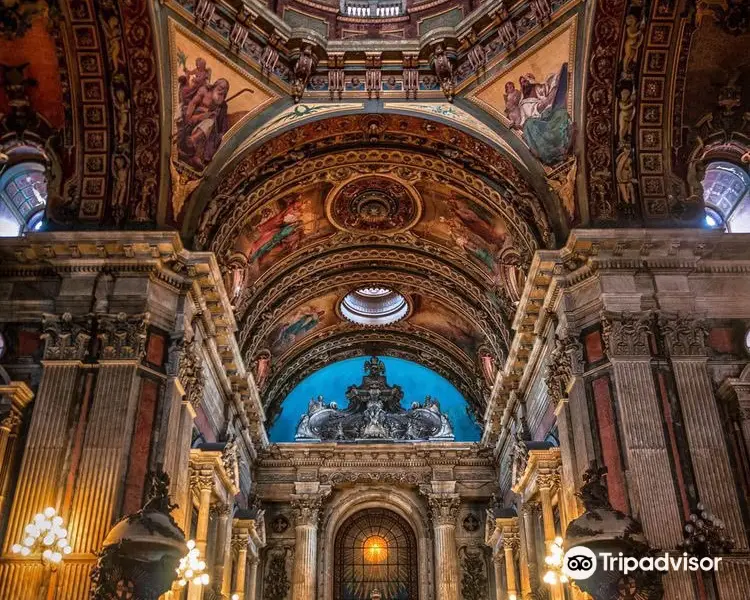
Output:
[
  {"xmin": 484, "ymin": 229, "xmax": 750, "ymax": 448},
  {"xmin": 511, "ymin": 447, "xmax": 561, "ymax": 499},
  {"xmin": 190, "ymin": 447, "xmax": 240, "ymax": 498},
  {"xmin": 0, "ymin": 232, "xmax": 268, "ymax": 454}
]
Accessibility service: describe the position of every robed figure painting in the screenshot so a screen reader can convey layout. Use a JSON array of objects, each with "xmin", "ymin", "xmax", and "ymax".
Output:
[{"xmin": 503, "ymin": 62, "xmax": 573, "ymax": 165}]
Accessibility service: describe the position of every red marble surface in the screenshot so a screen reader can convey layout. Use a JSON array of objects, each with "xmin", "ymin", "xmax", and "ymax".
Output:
[{"xmin": 592, "ymin": 376, "xmax": 629, "ymax": 513}]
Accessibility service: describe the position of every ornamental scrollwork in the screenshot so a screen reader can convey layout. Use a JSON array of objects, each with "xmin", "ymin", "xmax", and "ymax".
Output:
[
  {"xmin": 178, "ymin": 338, "xmax": 205, "ymax": 409},
  {"xmin": 41, "ymin": 312, "xmax": 93, "ymax": 361},
  {"xmin": 189, "ymin": 470, "xmax": 214, "ymax": 495},
  {"xmin": 459, "ymin": 545, "xmax": 488, "ymax": 600},
  {"xmin": 657, "ymin": 314, "xmax": 708, "ymax": 357},
  {"xmin": 291, "ymin": 494, "xmax": 326, "ymax": 527},
  {"xmin": 427, "ymin": 494, "xmax": 461, "ymax": 527},
  {"xmin": 544, "ymin": 333, "xmax": 583, "ymax": 401},
  {"xmin": 601, "ymin": 311, "xmax": 653, "ymax": 358}
]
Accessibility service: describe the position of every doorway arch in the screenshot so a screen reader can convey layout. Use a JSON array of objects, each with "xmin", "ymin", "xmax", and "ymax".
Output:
[{"xmin": 334, "ymin": 507, "xmax": 419, "ymax": 600}]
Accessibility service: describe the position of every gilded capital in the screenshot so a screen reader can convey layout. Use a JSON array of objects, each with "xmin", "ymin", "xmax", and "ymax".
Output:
[{"xmin": 190, "ymin": 470, "xmax": 214, "ymax": 494}]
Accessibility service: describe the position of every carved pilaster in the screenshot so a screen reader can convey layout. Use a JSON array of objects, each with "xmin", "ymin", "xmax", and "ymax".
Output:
[
  {"xmin": 41, "ymin": 312, "xmax": 93, "ymax": 361},
  {"xmin": 601, "ymin": 311, "xmax": 653, "ymax": 358},
  {"xmin": 658, "ymin": 314, "xmax": 708, "ymax": 357},
  {"xmin": 96, "ymin": 312, "xmax": 149, "ymax": 360}
]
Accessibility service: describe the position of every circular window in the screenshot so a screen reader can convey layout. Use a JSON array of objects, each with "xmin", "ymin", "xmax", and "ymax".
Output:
[
  {"xmin": 704, "ymin": 206, "xmax": 724, "ymax": 228},
  {"xmin": 0, "ymin": 332, "xmax": 6, "ymax": 361},
  {"xmin": 339, "ymin": 287, "xmax": 409, "ymax": 326},
  {"xmin": 744, "ymin": 328, "xmax": 750, "ymax": 355}
]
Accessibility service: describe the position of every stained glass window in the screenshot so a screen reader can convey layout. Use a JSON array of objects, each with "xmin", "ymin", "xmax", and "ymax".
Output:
[{"xmin": 334, "ymin": 509, "xmax": 418, "ymax": 600}]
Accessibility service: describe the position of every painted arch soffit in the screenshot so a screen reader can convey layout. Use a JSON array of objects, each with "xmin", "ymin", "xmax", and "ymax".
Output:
[{"xmin": 181, "ymin": 110, "xmax": 564, "ymax": 241}]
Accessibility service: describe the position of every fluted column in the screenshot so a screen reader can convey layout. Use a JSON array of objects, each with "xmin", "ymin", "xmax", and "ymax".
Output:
[
  {"xmin": 247, "ymin": 554, "xmax": 260, "ymax": 600},
  {"xmin": 492, "ymin": 552, "xmax": 505, "ymax": 600},
  {"xmin": 428, "ymin": 493, "xmax": 461, "ymax": 600},
  {"xmin": 0, "ymin": 382, "xmax": 32, "ymax": 518},
  {"xmin": 602, "ymin": 312, "xmax": 697, "ymax": 600},
  {"xmin": 232, "ymin": 532, "xmax": 249, "ymax": 597},
  {"xmin": 291, "ymin": 494, "xmax": 323, "ymax": 600},
  {"xmin": 212, "ymin": 503, "xmax": 233, "ymax": 597},
  {"xmin": 660, "ymin": 316, "xmax": 749, "ymax": 598},
  {"xmin": 188, "ymin": 470, "xmax": 214, "ymax": 600},
  {"xmin": 501, "ymin": 528, "xmax": 520, "ymax": 600},
  {"xmin": 517, "ymin": 504, "xmax": 535, "ymax": 599},
  {"xmin": 538, "ymin": 474, "xmax": 562, "ymax": 600}
]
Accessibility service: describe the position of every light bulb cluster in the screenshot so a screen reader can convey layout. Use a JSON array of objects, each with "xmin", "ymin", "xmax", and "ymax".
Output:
[
  {"xmin": 543, "ymin": 537, "xmax": 569, "ymax": 586},
  {"xmin": 176, "ymin": 540, "xmax": 210, "ymax": 587},
  {"xmin": 11, "ymin": 507, "xmax": 72, "ymax": 564}
]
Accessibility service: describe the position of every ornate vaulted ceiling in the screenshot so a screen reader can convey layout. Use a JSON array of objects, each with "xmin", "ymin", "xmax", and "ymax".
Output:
[{"xmin": 2, "ymin": 0, "xmax": 748, "ymax": 430}]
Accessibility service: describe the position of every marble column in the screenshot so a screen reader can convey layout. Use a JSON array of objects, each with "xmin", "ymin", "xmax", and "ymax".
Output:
[
  {"xmin": 0, "ymin": 382, "xmax": 32, "ymax": 519},
  {"xmin": 247, "ymin": 554, "xmax": 260, "ymax": 600},
  {"xmin": 428, "ymin": 494, "xmax": 461, "ymax": 600},
  {"xmin": 502, "ymin": 533, "xmax": 519, "ymax": 600},
  {"xmin": 232, "ymin": 532, "xmax": 249, "ymax": 598},
  {"xmin": 517, "ymin": 504, "xmax": 535, "ymax": 599},
  {"xmin": 602, "ymin": 312, "xmax": 697, "ymax": 600},
  {"xmin": 212, "ymin": 503, "xmax": 233, "ymax": 597},
  {"xmin": 538, "ymin": 475, "xmax": 562, "ymax": 600},
  {"xmin": 660, "ymin": 316, "xmax": 749, "ymax": 598},
  {"xmin": 189, "ymin": 470, "xmax": 214, "ymax": 600},
  {"xmin": 492, "ymin": 552, "xmax": 505, "ymax": 600},
  {"xmin": 291, "ymin": 494, "xmax": 323, "ymax": 600}
]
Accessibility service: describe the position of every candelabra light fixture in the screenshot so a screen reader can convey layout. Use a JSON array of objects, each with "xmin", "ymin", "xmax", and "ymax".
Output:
[
  {"xmin": 11, "ymin": 507, "xmax": 72, "ymax": 566},
  {"xmin": 543, "ymin": 536, "xmax": 570, "ymax": 586},
  {"xmin": 176, "ymin": 539, "xmax": 210, "ymax": 587}
]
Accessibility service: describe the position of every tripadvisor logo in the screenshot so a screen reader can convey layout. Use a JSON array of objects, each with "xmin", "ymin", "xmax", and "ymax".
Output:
[{"xmin": 562, "ymin": 546, "xmax": 722, "ymax": 580}]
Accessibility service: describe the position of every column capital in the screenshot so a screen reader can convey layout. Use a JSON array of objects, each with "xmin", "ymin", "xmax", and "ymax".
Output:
[
  {"xmin": 502, "ymin": 530, "xmax": 520, "ymax": 551},
  {"xmin": 95, "ymin": 312, "xmax": 149, "ymax": 361},
  {"xmin": 41, "ymin": 312, "xmax": 93, "ymax": 361},
  {"xmin": 427, "ymin": 493, "xmax": 461, "ymax": 527},
  {"xmin": 657, "ymin": 313, "xmax": 709, "ymax": 358},
  {"xmin": 601, "ymin": 310, "xmax": 654, "ymax": 359},
  {"xmin": 190, "ymin": 469, "xmax": 214, "ymax": 494},
  {"xmin": 231, "ymin": 531, "xmax": 250, "ymax": 552},
  {"xmin": 210, "ymin": 502, "xmax": 233, "ymax": 518},
  {"xmin": 537, "ymin": 469, "xmax": 561, "ymax": 492},
  {"xmin": 291, "ymin": 493, "xmax": 325, "ymax": 527}
]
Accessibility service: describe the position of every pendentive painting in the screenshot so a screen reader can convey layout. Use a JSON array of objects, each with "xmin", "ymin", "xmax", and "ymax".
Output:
[
  {"xmin": 414, "ymin": 181, "xmax": 514, "ymax": 285},
  {"xmin": 469, "ymin": 21, "xmax": 576, "ymax": 167},
  {"xmin": 168, "ymin": 20, "xmax": 277, "ymax": 171},
  {"xmin": 233, "ymin": 184, "xmax": 336, "ymax": 279},
  {"xmin": 408, "ymin": 295, "xmax": 483, "ymax": 360}
]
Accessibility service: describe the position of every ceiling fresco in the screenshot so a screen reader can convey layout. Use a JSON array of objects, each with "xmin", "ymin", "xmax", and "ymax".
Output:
[{"xmin": 3, "ymin": 0, "xmax": 744, "ymax": 439}]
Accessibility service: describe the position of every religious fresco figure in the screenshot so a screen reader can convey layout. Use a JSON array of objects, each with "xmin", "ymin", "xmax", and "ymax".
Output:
[
  {"xmin": 243, "ymin": 196, "xmax": 309, "ymax": 271},
  {"xmin": 504, "ymin": 63, "xmax": 573, "ymax": 165},
  {"xmin": 272, "ymin": 306, "xmax": 326, "ymax": 353}
]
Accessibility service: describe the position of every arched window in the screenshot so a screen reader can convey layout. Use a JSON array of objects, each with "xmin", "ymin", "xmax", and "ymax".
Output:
[
  {"xmin": 334, "ymin": 508, "xmax": 418, "ymax": 600},
  {"xmin": 702, "ymin": 160, "xmax": 750, "ymax": 232},
  {"xmin": 0, "ymin": 148, "xmax": 48, "ymax": 237}
]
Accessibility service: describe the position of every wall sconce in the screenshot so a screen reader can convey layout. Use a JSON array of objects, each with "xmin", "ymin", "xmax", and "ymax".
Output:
[
  {"xmin": 11, "ymin": 507, "xmax": 72, "ymax": 566},
  {"xmin": 176, "ymin": 539, "xmax": 210, "ymax": 587}
]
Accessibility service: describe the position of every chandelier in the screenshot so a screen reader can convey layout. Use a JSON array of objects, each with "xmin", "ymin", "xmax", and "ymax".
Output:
[
  {"xmin": 11, "ymin": 507, "xmax": 72, "ymax": 565},
  {"xmin": 176, "ymin": 539, "xmax": 210, "ymax": 587}
]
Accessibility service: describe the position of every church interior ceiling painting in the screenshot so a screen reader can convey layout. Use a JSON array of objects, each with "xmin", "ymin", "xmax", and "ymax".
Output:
[{"xmin": 0, "ymin": 0, "xmax": 749, "ymax": 598}]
